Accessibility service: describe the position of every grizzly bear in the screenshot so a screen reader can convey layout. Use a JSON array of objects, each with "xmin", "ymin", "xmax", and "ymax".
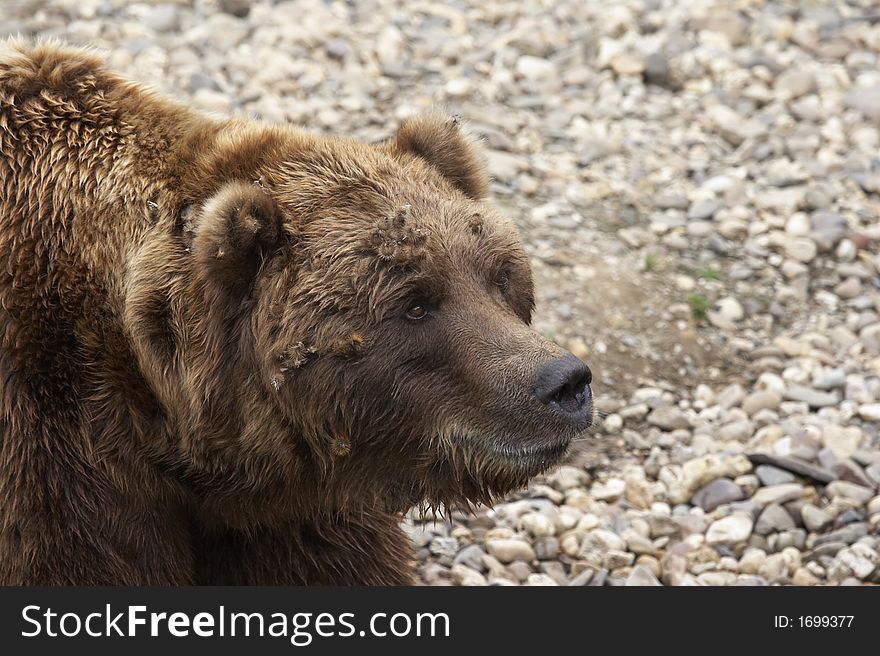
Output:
[{"xmin": 0, "ymin": 41, "xmax": 593, "ymax": 585}]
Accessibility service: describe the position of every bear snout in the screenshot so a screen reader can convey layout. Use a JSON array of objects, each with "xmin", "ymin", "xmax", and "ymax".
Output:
[{"xmin": 531, "ymin": 354, "xmax": 593, "ymax": 431}]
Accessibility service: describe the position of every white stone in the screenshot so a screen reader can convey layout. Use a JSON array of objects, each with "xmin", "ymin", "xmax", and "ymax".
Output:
[
  {"xmin": 591, "ymin": 478, "xmax": 626, "ymax": 502},
  {"xmin": 485, "ymin": 539, "xmax": 536, "ymax": 563},
  {"xmin": 706, "ymin": 514, "xmax": 754, "ymax": 545},
  {"xmin": 516, "ymin": 55, "xmax": 555, "ymax": 81},
  {"xmin": 858, "ymin": 403, "xmax": 880, "ymax": 422},
  {"xmin": 450, "ymin": 564, "xmax": 487, "ymax": 586}
]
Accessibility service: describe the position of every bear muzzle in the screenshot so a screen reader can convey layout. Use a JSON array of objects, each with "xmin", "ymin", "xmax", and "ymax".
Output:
[{"xmin": 531, "ymin": 353, "xmax": 593, "ymax": 432}]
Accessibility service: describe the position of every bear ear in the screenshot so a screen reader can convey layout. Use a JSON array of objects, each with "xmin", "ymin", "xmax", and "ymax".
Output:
[
  {"xmin": 392, "ymin": 112, "xmax": 490, "ymax": 200},
  {"xmin": 192, "ymin": 181, "xmax": 283, "ymax": 294}
]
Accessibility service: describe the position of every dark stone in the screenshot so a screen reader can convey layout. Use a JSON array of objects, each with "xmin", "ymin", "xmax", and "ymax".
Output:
[
  {"xmin": 812, "ymin": 523, "xmax": 868, "ymax": 548},
  {"xmin": 219, "ymin": 0, "xmax": 251, "ymax": 18},
  {"xmin": 755, "ymin": 503, "xmax": 796, "ymax": 535},
  {"xmin": 452, "ymin": 544, "xmax": 487, "ymax": 572},
  {"xmin": 746, "ymin": 453, "xmax": 836, "ymax": 484},
  {"xmin": 692, "ymin": 478, "xmax": 745, "ymax": 512},
  {"xmin": 643, "ymin": 52, "xmax": 679, "ymax": 90}
]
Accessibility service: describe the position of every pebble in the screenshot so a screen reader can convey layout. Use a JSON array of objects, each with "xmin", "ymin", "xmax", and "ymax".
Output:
[
  {"xmin": 485, "ymin": 539, "xmax": 536, "ymax": 564},
  {"xmin": 758, "ymin": 553, "xmax": 789, "ymax": 581},
  {"xmin": 783, "ymin": 386, "xmax": 839, "ymax": 408},
  {"xmin": 742, "ymin": 391, "xmax": 781, "ymax": 416},
  {"xmin": 516, "ymin": 55, "xmax": 555, "ymax": 81},
  {"xmin": 826, "ymin": 482, "xmax": 875, "ymax": 505},
  {"xmin": 453, "ymin": 544, "xmax": 487, "ymax": 572},
  {"xmin": 450, "ymin": 564, "xmax": 487, "ymax": 586},
  {"xmin": 646, "ymin": 406, "xmax": 691, "ymax": 431},
  {"xmin": 687, "ymin": 199, "xmax": 722, "ymax": 221},
  {"xmin": 706, "ymin": 514, "xmax": 754, "ymax": 545},
  {"xmin": 692, "ymin": 478, "xmax": 744, "ymax": 512},
  {"xmin": 755, "ymin": 504, "xmax": 796, "ymax": 535},
  {"xmin": 858, "ymin": 404, "xmax": 880, "ymax": 422},
  {"xmin": 835, "ymin": 544, "xmax": 878, "ymax": 580},
  {"xmin": 591, "ymin": 478, "xmax": 626, "ymax": 502},
  {"xmin": 801, "ymin": 504, "xmax": 833, "ymax": 532},
  {"xmin": 813, "ymin": 369, "xmax": 846, "ymax": 390},
  {"xmin": 625, "ymin": 564, "xmax": 663, "ymax": 586},
  {"xmin": 755, "ymin": 465, "xmax": 795, "ymax": 487},
  {"xmin": 751, "ymin": 484, "xmax": 806, "ymax": 507},
  {"xmin": 784, "ymin": 238, "xmax": 818, "ymax": 263},
  {"xmin": 142, "ymin": 4, "xmax": 179, "ymax": 32}
]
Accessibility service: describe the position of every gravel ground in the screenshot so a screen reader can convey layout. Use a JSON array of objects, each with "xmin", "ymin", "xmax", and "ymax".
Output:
[{"xmin": 5, "ymin": 0, "xmax": 880, "ymax": 586}]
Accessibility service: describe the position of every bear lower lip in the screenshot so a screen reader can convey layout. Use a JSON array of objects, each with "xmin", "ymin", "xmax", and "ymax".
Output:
[{"xmin": 450, "ymin": 432, "xmax": 572, "ymax": 466}]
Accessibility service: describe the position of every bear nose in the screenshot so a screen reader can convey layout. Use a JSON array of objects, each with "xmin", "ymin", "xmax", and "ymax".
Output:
[{"xmin": 531, "ymin": 354, "xmax": 593, "ymax": 427}]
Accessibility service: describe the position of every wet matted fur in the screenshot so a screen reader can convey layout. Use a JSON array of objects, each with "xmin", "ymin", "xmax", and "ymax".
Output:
[{"xmin": 0, "ymin": 41, "xmax": 590, "ymax": 585}]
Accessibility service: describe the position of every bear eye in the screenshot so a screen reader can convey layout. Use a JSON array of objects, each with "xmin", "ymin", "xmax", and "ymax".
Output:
[{"xmin": 405, "ymin": 301, "xmax": 430, "ymax": 321}]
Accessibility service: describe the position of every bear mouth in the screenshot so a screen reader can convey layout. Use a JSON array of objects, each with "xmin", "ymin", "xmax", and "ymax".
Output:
[{"xmin": 448, "ymin": 430, "xmax": 573, "ymax": 471}]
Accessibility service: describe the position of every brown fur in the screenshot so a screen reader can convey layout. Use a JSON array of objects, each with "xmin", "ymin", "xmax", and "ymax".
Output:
[{"xmin": 0, "ymin": 41, "xmax": 590, "ymax": 585}]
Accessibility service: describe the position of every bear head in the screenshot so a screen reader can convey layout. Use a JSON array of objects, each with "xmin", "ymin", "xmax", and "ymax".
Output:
[{"xmin": 174, "ymin": 113, "xmax": 593, "ymax": 513}]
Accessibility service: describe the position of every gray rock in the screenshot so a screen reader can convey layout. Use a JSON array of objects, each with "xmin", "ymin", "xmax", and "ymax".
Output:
[
  {"xmin": 716, "ymin": 419, "xmax": 755, "ymax": 442},
  {"xmin": 810, "ymin": 211, "xmax": 847, "ymax": 247},
  {"xmin": 625, "ymin": 565, "xmax": 663, "ymax": 586},
  {"xmin": 505, "ymin": 561, "xmax": 533, "ymax": 582},
  {"xmin": 654, "ymin": 193, "xmax": 689, "ymax": 210},
  {"xmin": 325, "ymin": 38, "xmax": 349, "ymax": 60},
  {"xmin": 647, "ymin": 513, "xmax": 681, "ymax": 539},
  {"xmin": 755, "ymin": 465, "xmax": 796, "ymax": 487},
  {"xmin": 486, "ymin": 150, "xmax": 528, "ymax": 181},
  {"xmin": 825, "ymin": 481, "xmax": 875, "ymax": 505},
  {"xmin": 832, "ymin": 460, "xmax": 876, "ymax": 489},
  {"xmin": 453, "ymin": 544, "xmax": 487, "ymax": 572},
  {"xmin": 752, "ymin": 483, "xmax": 806, "ymax": 506},
  {"xmin": 836, "ymin": 544, "xmax": 878, "ymax": 580},
  {"xmin": 643, "ymin": 53, "xmax": 677, "ymax": 90},
  {"xmin": 867, "ymin": 464, "xmax": 880, "ymax": 487},
  {"xmin": 708, "ymin": 105, "xmax": 767, "ymax": 145},
  {"xmin": 755, "ymin": 503, "xmax": 796, "ymax": 535},
  {"xmin": 774, "ymin": 528, "xmax": 807, "ymax": 551},
  {"xmin": 547, "ymin": 465, "xmax": 589, "ymax": 491},
  {"xmin": 187, "ymin": 72, "xmax": 222, "ymax": 94},
  {"xmin": 568, "ymin": 569, "xmax": 594, "ymax": 586},
  {"xmin": 538, "ymin": 561, "xmax": 569, "ymax": 585},
  {"xmin": 430, "ymin": 537, "xmax": 459, "ymax": 559},
  {"xmin": 218, "ymin": 0, "xmax": 251, "ymax": 18},
  {"xmin": 805, "ymin": 541, "xmax": 848, "ymax": 560},
  {"xmin": 812, "ymin": 368, "xmax": 846, "ymax": 390},
  {"xmin": 534, "ymin": 537, "xmax": 560, "ymax": 561},
  {"xmin": 646, "ymin": 405, "xmax": 691, "ymax": 431},
  {"xmin": 692, "ymin": 478, "xmax": 744, "ymax": 512},
  {"xmin": 783, "ymin": 386, "xmax": 839, "ymax": 408},
  {"xmin": 813, "ymin": 524, "xmax": 869, "ymax": 548},
  {"xmin": 142, "ymin": 4, "xmax": 180, "ymax": 32},
  {"xmin": 844, "ymin": 85, "xmax": 880, "ymax": 122},
  {"xmin": 687, "ymin": 199, "xmax": 722, "ymax": 221},
  {"xmin": 775, "ymin": 69, "xmax": 815, "ymax": 99}
]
